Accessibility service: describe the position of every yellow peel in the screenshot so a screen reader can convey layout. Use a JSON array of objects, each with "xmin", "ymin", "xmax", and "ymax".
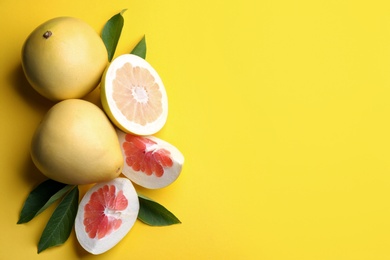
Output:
[{"xmin": 22, "ymin": 17, "xmax": 108, "ymax": 101}]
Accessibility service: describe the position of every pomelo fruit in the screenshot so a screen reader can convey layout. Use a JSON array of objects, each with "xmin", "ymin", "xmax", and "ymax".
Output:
[
  {"xmin": 101, "ymin": 54, "xmax": 168, "ymax": 136},
  {"xmin": 117, "ymin": 129, "xmax": 184, "ymax": 189},
  {"xmin": 75, "ymin": 177, "xmax": 139, "ymax": 255},
  {"xmin": 30, "ymin": 99, "xmax": 123, "ymax": 185},
  {"xmin": 21, "ymin": 16, "xmax": 108, "ymax": 101}
]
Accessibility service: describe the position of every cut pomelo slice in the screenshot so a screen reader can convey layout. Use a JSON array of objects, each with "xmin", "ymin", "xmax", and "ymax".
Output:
[
  {"xmin": 117, "ymin": 129, "xmax": 184, "ymax": 189},
  {"xmin": 75, "ymin": 178, "xmax": 139, "ymax": 255},
  {"xmin": 101, "ymin": 54, "xmax": 168, "ymax": 136}
]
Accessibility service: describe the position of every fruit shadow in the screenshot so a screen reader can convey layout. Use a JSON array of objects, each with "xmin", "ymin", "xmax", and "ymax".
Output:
[
  {"xmin": 126, "ymin": 177, "xmax": 165, "ymax": 198},
  {"xmin": 10, "ymin": 63, "xmax": 55, "ymax": 113},
  {"xmin": 72, "ymin": 235, "xmax": 91, "ymax": 258},
  {"xmin": 10, "ymin": 63, "xmax": 54, "ymax": 186},
  {"xmin": 83, "ymin": 84, "xmax": 103, "ymax": 108},
  {"xmin": 20, "ymin": 155, "xmax": 47, "ymax": 187}
]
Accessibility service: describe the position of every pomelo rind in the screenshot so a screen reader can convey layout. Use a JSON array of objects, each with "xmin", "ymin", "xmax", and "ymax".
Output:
[
  {"xmin": 30, "ymin": 99, "xmax": 123, "ymax": 185},
  {"xmin": 21, "ymin": 17, "xmax": 108, "ymax": 101}
]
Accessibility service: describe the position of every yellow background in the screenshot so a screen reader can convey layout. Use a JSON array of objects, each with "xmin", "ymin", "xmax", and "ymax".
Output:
[{"xmin": 1, "ymin": 0, "xmax": 390, "ymax": 259}]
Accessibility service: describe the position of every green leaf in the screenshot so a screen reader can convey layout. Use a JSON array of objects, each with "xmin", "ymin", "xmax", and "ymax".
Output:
[
  {"xmin": 17, "ymin": 179, "xmax": 67, "ymax": 224},
  {"xmin": 37, "ymin": 186, "xmax": 79, "ymax": 253},
  {"xmin": 131, "ymin": 35, "xmax": 147, "ymax": 59},
  {"xmin": 137, "ymin": 194, "xmax": 181, "ymax": 226},
  {"xmin": 102, "ymin": 9, "xmax": 127, "ymax": 61},
  {"xmin": 36, "ymin": 185, "xmax": 74, "ymax": 217}
]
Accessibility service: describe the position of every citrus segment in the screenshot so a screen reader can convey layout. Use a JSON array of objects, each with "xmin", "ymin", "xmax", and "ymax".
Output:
[
  {"xmin": 117, "ymin": 129, "xmax": 184, "ymax": 189},
  {"xmin": 75, "ymin": 178, "xmax": 139, "ymax": 255},
  {"xmin": 83, "ymin": 185, "xmax": 127, "ymax": 239},
  {"xmin": 101, "ymin": 54, "xmax": 168, "ymax": 136},
  {"xmin": 123, "ymin": 134, "xmax": 173, "ymax": 177}
]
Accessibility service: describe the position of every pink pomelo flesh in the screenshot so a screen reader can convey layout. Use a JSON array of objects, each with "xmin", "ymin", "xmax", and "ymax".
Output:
[
  {"xmin": 117, "ymin": 129, "xmax": 184, "ymax": 189},
  {"xmin": 75, "ymin": 178, "xmax": 139, "ymax": 255},
  {"xmin": 123, "ymin": 134, "xmax": 173, "ymax": 177},
  {"xmin": 83, "ymin": 185, "xmax": 128, "ymax": 239}
]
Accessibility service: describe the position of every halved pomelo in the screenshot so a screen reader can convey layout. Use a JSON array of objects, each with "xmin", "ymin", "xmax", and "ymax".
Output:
[
  {"xmin": 75, "ymin": 178, "xmax": 139, "ymax": 255},
  {"xmin": 117, "ymin": 129, "xmax": 184, "ymax": 189},
  {"xmin": 101, "ymin": 54, "xmax": 168, "ymax": 136}
]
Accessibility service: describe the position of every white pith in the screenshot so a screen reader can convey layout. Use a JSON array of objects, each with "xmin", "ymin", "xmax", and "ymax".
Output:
[
  {"xmin": 104, "ymin": 208, "xmax": 124, "ymax": 218},
  {"xmin": 132, "ymin": 86, "xmax": 149, "ymax": 103}
]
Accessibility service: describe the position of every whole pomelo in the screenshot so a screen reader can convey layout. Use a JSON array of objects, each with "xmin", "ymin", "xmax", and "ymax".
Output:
[
  {"xmin": 21, "ymin": 17, "xmax": 108, "ymax": 101},
  {"xmin": 31, "ymin": 99, "xmax": 123, "ymax": 185}
]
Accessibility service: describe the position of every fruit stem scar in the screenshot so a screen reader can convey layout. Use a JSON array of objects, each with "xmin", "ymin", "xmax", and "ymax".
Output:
[{"xmin": 43, "ymin": 31, "xmax": 52, "ymax": 39}]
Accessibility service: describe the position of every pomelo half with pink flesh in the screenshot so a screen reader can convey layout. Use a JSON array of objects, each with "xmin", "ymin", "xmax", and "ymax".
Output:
[
  {"xmin": 101, "ymin": 54, "xmax": 168, "ymax": 136},
  {"xmin": 117, "ymin": 129, "xmax": 184, "ymax": 189},
  {"xmin": 75, "ymin": 178, "xmax": 139, "ymax": 254}
]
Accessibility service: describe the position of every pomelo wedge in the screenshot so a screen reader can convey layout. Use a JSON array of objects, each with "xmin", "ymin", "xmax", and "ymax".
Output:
[
  {"xmin": 75, "ymin": 178, "xmax": 139, "ymax": 255},
  {"xmin": 117, "ymin": 129, "xmax": 184, "ymax": 189},
  {"xmin": 101, "ymin": 54, "xmax": 168, "ymax": 136}
]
